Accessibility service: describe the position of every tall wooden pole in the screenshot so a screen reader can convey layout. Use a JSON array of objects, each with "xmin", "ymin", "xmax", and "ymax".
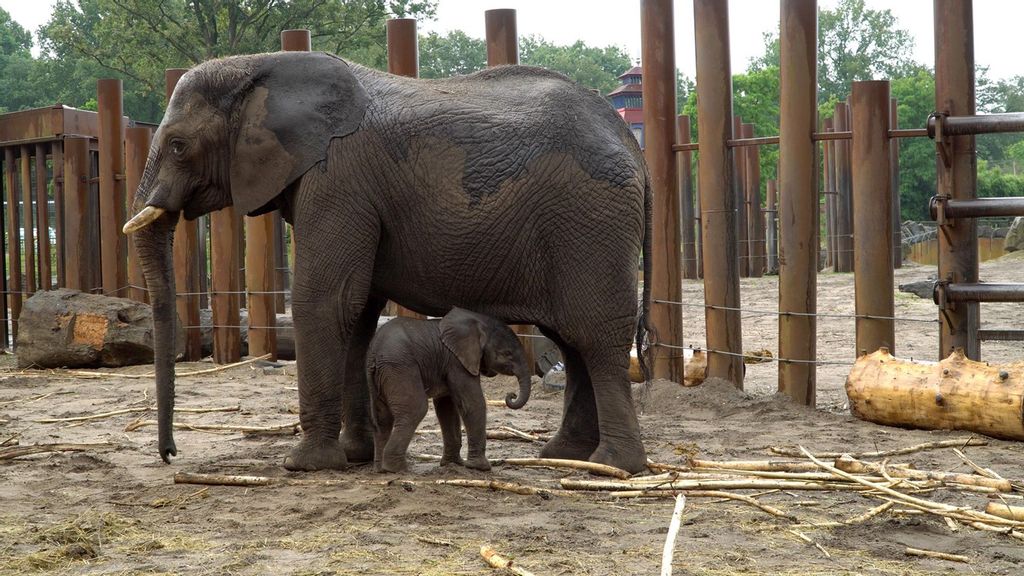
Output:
[
  {"xmin": 485, "ymin": 9, "xmax": 518, "ymax": 66},
  {"xmin": 733, "ymin": 116, "xmax": 749, "ymax": 278},
  {"xmin": 642, "ymin": 0, "xmax": 683, "ymax": 381},
  {"xmin": 20, "ymin": 146, "xmax": 35, "ymax": 295},
  {"xmin": 34, "ymin": 143, "xmax": 51, "ymax": 290},
  {"xmin": 694, "ymin": 0, "xmax": 743, "ymax": 386},
  {"xmin": 677, "ymin": 115, "xmax": 698, "ymax": 280},
  {"xmin": 778, "ymin": 0, "xmax": 818, "ymax": 405},
  {"xmin": 890, "ymin": 98, "xmax": 902, "ymax": 269},
  {"xmin": 833, "ymin": 101, "xmax": 853, "ymax": 273},
  {"xmin": 98, "ymin": 78, "xmax": 126, "ymax": 296},
  {"xmin": 851, "ymin": 80, "xmax": 895, "ymax": 357},
  {"xmin": 743, "ymin": 123, "xmax": 765, "ymax": 278},
  {"xmin": 125, "ymin": 126, "xmax": 152, "ymax": 303},
  {"xmin": 5, "ymin": 147, "xmax": 22, "ymax": 341},
  {"xmin": 934, "ymin": 0, "xmax": 979, "ymax": 359}
]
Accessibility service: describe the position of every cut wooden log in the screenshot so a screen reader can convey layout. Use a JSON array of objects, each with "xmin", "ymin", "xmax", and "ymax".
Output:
[
  {"xmin": 985, "ymin": 502, "xmax": 1024, "ymax": 522},
  {"xmin": 834, "ymin": 455, "xmax": 1013, "ymax": 492},
  {"xmin": 16, "ymin": 289, "xmax": 183, "ymax": 368},
  {"xmin": 846, "ymin": 349, "xmax": 1024, "ymax": 441}
]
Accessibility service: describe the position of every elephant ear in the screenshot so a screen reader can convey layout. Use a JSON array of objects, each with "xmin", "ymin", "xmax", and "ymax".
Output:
[
  {"xmin": 440, "ymin": 307, "xmax": 488, "ymax": 377},
  {"xmin": 231, "ymin": 51, "xmax": 369, "ymax": 216}
]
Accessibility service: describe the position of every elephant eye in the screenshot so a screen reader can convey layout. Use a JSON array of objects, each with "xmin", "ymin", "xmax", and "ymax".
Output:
[{"xmin": 169, "ymin": 139, "xmax": 188, "ymax": 157}]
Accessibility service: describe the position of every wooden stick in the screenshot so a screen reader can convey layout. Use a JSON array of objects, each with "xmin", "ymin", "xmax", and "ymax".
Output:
[
  {"xmin": 496, "ymin": 426, "xmax": 552, "ymax": 443},
  {"xmin": 835, "ymin": 455, "xmax": 1012, "ymax": 492},
  {"xmin": 499, "ymin": 458, "xmax": 631, "ymax": 479},
  {"xmin": 124, "ymin": 420, "xmax": 300, "ymax": 434},
  {"xmin": 480, "ymin": 545, "xmax": 537, "ymax": 576},
  {"xmin": 562, "ymin": 478, "xmax": 868, "ymax": 492},
  {"xmin": 61, "ymin": 354, "xmax": 273, "ymax": 379},
  {"xmin": 613, "ymin": 489, "xmax": 797, "ymax": 521},
  {"xmin": 0, "ymin": 434, "xmax": 18, "ymax": 447},
  {"xmin": 661, "ymin": 494, "xmax": 686, "ymax": 576},
  {"xmin": 788, "ymin": 529, "xmax": 830, "ymax": 558},
  {"xmin": 952, "ymin": 448, "xmax": 1004, "ymax": 480},
  {"xmin": 35, "ymin": 404, "xmax": 240, "ymax": 424},
  {"xmin": 0, "ymin": 391, "xmax": 57, "ymax": 406},
  {"xmin": 985, "ymin": 502, "xmax": 1024, "ymax": 522},
  {"xmin": 0, "ymin": 442, "xmax": 115, "ymax": 460},
  {"xmin": 174, "ymin": 471, "xmax": 338, "ymax": 487},
  {"xmin": 771, "ymin": 438, "xmax": 987, "ymax": 459},
  {"xmin": 905, "ymin": 547, "xmax": 970, "ymax": 563},
  {"xmin": 690, "ymin": 458, "xmax": 824, "ymax": 473},
  {"xmin": 799, "ymin": 447, "xmax": 1023, "ymax": 528},
  {"xmin": 844, "ymin": 501, "xmax": 893, "ymax": 525},
  {"xmin": 434, "ymin": 479, "xmax": 567, "ymax": 497}
]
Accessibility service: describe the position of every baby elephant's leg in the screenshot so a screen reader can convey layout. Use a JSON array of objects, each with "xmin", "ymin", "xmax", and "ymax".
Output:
[
  {"xmin": 372, "ymin": 398, "xmax": 393, "ymax": 472},
  {"xmin": 433, "ymin": 396, "xmax": 463, "ymax": 466},
  {"xmin": 450, "ymin": 374, "xmax": 491, "ymax": 471},
  {"xmin": 378, "ymin": 367, "xmax": 429, "ymax": 473}
]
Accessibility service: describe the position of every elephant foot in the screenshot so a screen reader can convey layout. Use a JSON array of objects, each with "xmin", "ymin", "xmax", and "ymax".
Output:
[
  {"xmin": 380, "ymin": 454, "xmax": 409, "ymax": 473},
  {"xmin": 283, "ymin": 438, "xmax": 349, "ymax": 471},
  {"xmin": 539, "ymin": 429, "xmax": 599, "ymax": 462},
  {"xmin": 589, "ymin": 440, "xmax": 648, "ymax": 475},
  {"xmin": 440, "ymin": 453, "xmax": 464, "ymax": 467},
  {"xmin": 465, "ymin": 456, "xmax": 492, "ymax": 471},
  {"xmin": 341, "ymin": 429, "xmax": 375, "ymax": 463}
]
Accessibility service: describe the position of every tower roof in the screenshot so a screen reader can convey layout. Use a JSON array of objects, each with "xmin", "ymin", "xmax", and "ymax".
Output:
[{"xmin": 617, "ymin": 65, "xmax": 643, "ymax": 79}]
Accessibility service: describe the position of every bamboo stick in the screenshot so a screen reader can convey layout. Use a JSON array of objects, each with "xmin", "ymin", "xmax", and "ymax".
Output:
[
  {"xmin": 661, "ymin": 495, "xmax": 686, "ymax": 576},
  {"xmin": 561, "ymin": 478, "xmax": 869, "ymax": 492},
  {"xmin": 834, "ymin": 455, "xmax": 1012, "ymax": 492},
  {"xmin": 771, "ymin": 438, "xmax": 987, "ymax": 459},
  {"xmin": 952, "ymin": 448, "xmax": 1004, "ymax": 480},
  {"xmin": 124, "ymin": 420, "xmax": 300, "ymax": 435},
  {"xmin": 690, "ymin": 458, "xmax": 824, "ymax": 473},
  {"xmin": 0, "ymin": 443, "xmax": 115, "ymax": 460},
  {"xmin": 985, "ymin": 502, "xmax": 1024, "ymax": 522},
  {"xmin": 788, "ymin": 529, "xmax": 830, "ymax": 558},
  {"xmin": 498, "ymin": 458, "xmax": 631, "ymax": 479},
  {"xmin": 60, "ymin": 354, "xmax": 273, "ymax": 379},
  {"xmin": 34, "ymin": 404, "xmax": 240, "ymax": 424},
  {"xmin": 612, "ymin": 489, "xmax": 797, "ymax": 521},
  {"xmin": 434, "ymin": 479, "xmax": 567, "ymax": 497},
  {"xmin": 905, "ymin": 547, "xmax": 970, "ymax": 563},
  {"xmin": 480, "ymin": 546, "xmax": 537, "ymax": 576}
]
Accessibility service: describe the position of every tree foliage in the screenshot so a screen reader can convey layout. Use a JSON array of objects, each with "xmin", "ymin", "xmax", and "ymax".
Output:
[{"xmin": 418, "ymin": 30, "xmax": 485, "ymax": 78}]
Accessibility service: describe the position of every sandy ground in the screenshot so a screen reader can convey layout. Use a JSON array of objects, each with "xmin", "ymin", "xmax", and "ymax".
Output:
[{"xmin": 1, "ymin": 253, "xmax": 1023, "ymax": 575}]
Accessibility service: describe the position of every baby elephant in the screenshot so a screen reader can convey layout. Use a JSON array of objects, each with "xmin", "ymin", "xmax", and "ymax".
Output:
[{"xmin": 367, "ymin": 307, "xmax": 532, "ymax": 473}]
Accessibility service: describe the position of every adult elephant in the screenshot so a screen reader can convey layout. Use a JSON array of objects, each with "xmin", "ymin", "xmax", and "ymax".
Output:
[{"xmin": 124, "ymin": 51, "xmax": 652, "ymax": 474}]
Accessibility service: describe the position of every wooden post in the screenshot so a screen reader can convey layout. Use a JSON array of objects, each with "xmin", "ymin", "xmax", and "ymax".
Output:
[
  {"xmin": 165, "ymin": 68, "xmax": 203, "ymax": 360},
  {"xmin": 778, "ymin": 0, "xmax": 818, "ymax": 405},
  {"xmin": 20, "ymin": 146, "xmax": 35, "ymax": 295},
  {"xmin": 743, "ymin": 123, "xmax": 765, "ymax": 277},
  {"xmin": 52, "ymin": 141, "xmax": 64, "ymax": 287},
  {"xmin": 677, "ymin": 115, "xmax": 698, "ymax": 280},
  {"xmin": 934, "ymin": 0, "xmax": 979, "ymax": 359},
  {"xmin": 851, "ymin": 80, "xmax": 894, "ymax": 357},
  {"xmin": 823, "ymin": 117, "xmax": 836, "ymax": 269},
  {"xmin": 62, "ymin": 137, "xmax": 91, "ymax": 294},
  {"xmin": 694, "ymin": 0, "xmax": 743, "ymax": 385},
  {"xmin": 98, "ymin": 78, "xmax": 126, "ymax": 296},
  {"xmin": 125, "ymin": 127, "xmax": 151, "ymax": 303},
  {"xmin": 34, "ymin": 143, "xmax": 51, "ymax": 290},
  {"xmin": 279, "ymin": 29, "xmax": 311, "ymax": 322},
  {"xmin": 211, "ymin": 207, "xmax": 241, "ymax": 364},
  {"xmin": 733, "ymin": 116, "xmax": 749, "ymax": 278},
  {"xmin": 890, "ymin": 98, "xmax": 902, "ymax": 269},
  {"xmin": 2, "ymin": 147, "xmax": 17, "ymax": 344},
  {"xmin": 246, "ymin": 213, "xmax": 277, "ymax": 360},
  {"xmin": 273, "ymin": 216, "xmax": 287, "ymax": 313},
  {"xmin": 485, "ymin": 9, "xmax": 518, "ymax": 66},
  {"xmin": 766, "ymin": 179, "xmax": 778, "ymax": 274},
  {"xmin": 833, "ymin": 101, "xmax": 854, "ymax": 273}
]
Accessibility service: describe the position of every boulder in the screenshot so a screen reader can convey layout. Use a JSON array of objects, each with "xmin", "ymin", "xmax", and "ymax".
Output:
[
  {"xmin": 898, "ymin": 278, "xmax": 936, "ymax": 299},
  {"xmin": 16, "ymin": 289, "xmax": 184, "ymax": 369},
  {"xmin": 1005, "ymin": 217, "xmax": 1024, "ymax": 252}
]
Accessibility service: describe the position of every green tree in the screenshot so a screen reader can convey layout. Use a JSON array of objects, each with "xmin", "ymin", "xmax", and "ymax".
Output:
[
  {"xmin": 0, "ymin": 7, "xmax": 41, "ymax": 113},
  {"xmin": 890, "ymin": 66, "xmax": 935, "ymax": 221},
  {"xmin": 418, "ymin": 30, "xmax": 485, "ymax": 78},
  {"xmin": 39, "ymin": 0, "xmax": 437, "ymax": 121},
  {"xmin": 519, "ymin": 35, "xmax": 631, "ymax": 94}
]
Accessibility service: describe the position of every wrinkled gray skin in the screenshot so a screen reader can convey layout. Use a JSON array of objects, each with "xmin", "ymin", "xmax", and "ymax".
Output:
[
  {"xmin": 129, "ymin": 51, "xmax": 652, "ymax": 474},
  {"xmin": 367, "ymin": 307, "xmax": 531, "ymax": 473}
]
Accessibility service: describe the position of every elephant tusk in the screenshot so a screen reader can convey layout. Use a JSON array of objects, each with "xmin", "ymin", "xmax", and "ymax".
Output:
[{"xmin": 122, "ymin": 206, "xmax": 167, "ymax": 234}]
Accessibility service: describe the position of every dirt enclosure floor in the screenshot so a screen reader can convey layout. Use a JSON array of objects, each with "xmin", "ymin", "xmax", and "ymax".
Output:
[{"xmin": 2, "ymin": 254, "xmax": 1023, "ymax": 575}]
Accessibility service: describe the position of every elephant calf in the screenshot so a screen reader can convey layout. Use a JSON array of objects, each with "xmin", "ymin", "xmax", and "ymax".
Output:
[{"xmin": 367, "ymin": 307, "xmax": 532, "ymax": 473}]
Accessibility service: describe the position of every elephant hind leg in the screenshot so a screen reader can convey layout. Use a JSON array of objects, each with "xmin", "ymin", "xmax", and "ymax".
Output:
[
  {"xmin": 433, "ymin": 396, "xmax": 464, "ymax": 466},
  {"xmin": 378, "ymin": 367, "xmax": 429, "ymax": 473},
  {"xmin": 372, "ymin": 399, "xmax": 393, "ymax": 472},
  {"xmin": 536, "ymin": 332, "xmax": 600, "ymax": 462},
  {"xmin": 583, "ymin": 347, "xmax": 646, "ymax": 474}
]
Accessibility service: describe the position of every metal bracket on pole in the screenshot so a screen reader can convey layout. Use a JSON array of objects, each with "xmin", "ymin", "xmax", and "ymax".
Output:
[
  {"xmin": 928, "ymin": 112, "xmax": 953, "ymax": 168},
  {"xmin": 933, "ymin": 279, "xmax": 952, "ymax": 310},
  {"xmin": 929, "ymin": 194, "xmax": 949, "ymax": 226}
]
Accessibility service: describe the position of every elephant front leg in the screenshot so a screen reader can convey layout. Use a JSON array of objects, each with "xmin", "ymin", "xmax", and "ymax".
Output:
[
  {"xmin": 433, "ymin": 396, "xmax": 464, "ymax": 466},
  {"xmin": 283, "ymin": 298, "xmax": 351, "ymax": 471},
  {"xmin": 451, "ymin": 376, "xmax": 491, "ymax": 471},
  {"xmin": 583, "ymin": 349, "xmax": 647, "ymax": 474}
]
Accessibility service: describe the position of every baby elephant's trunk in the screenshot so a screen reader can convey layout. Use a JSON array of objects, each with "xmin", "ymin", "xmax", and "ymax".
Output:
[{"xmin": 505, "ymin": 363, "xmax": 532, "ymax": 409}]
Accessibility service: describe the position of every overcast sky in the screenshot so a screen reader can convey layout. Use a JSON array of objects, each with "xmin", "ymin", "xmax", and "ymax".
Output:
[{"xmin": 1, "ymin": 1, "xmax": 1021, "ymax": 81}]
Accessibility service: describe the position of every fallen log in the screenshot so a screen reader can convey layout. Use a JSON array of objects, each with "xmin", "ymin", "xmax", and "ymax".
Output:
[
  {"xmin": 846, "ymin": 349, "xmax": 1024, "ymax": 440},
  {"xmin": 985, "ymin": 502, "xmax": 1024, "ymax": 522}
]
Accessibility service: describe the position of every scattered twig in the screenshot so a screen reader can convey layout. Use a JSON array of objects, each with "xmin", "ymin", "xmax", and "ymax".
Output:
[
  {"xmin": 835, "ymin": 455, "xmax": 1012, "ymax": 492},
  {"xmin": 0, "ymin": 434, "xmax": 19, "ymax": 447},
  {"xmin": 35, "ymin": 404, "xmax": 240, "ymax": 424},
  {"xmin": 905, "ymin": 547, "xmax": 970, "ymax": 563},
  {"xmin": 495, "ymin": 426, "xmax": 552, "ymax": 443},
  {"xmin": 614, "ymin": 489, "xmax": 797, "ymax": 521},
  {"xmin": 434, "ymin": 478, "xmax": 567, "ymax": 498},
  {"xmin": 480, "ymin": 545, "xmax": 537, "ymax": 576},
  {"xmin": 562, "ymin": 477, "xmax": 868, "ymax": 492},
  {"xmin": 771, "ymin": 438, "xmax": 987, "ymax": 459},
  {"xmin": 124, "ymin": 419, "xmax": 299, "ymax": 435},
  {"xmin": 173, "ymin": 472, "xmax": 340, "ymax": 487},
  {"xmin": 661, "ymin": 494, "xmax": 687, "ymax": 576},
  {"xmin": 788, "ymin": 529, "xmax": 830, "ymax": 558},
  {"xmin": 60, "ymin": 354, "xmax": 273, "ymax": 380},
  {"xmin": 416, "ymin": 535, "xmax": 454, "ymax": 547},
  {"xmin": 0, "ymin": 442, "xmax": 115, "ymax": 460},
  {"xmin": 844, "ymin": 501, "xmax": 893, "ymax": 525},
  {"xmin": 0, "ymin": 391, "xmax": 57, "ymax": 406},
  {"xmin": 690, "ymin": 458, "xmax": 824, "ymax": 473},
  {"xmin": 499, "ymin": 457, "xmax": 631, "ymax": 479},
  {"xmin": 952, "ymin": 448, "xmax": 1004, "ymax": 480}
]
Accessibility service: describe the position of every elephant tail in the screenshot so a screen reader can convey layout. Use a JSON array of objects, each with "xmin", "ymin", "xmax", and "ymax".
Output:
[{"xmin": 636, "ymin": 170, "xmax": 654, "ymax": 384}]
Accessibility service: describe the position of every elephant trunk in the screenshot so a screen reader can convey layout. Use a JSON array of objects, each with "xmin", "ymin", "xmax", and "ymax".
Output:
[
  {"xmin": 505, "ymin": 363, "xmax": 532, "ymax": 409},
  {"xmin": 132, "ymin": 204, "xmax": 180, "ymax": 463}
]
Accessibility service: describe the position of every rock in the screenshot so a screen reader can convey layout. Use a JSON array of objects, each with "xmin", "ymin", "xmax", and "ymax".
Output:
[
  {"xmin": 542, "ymin": 363, "xmax": 566, "ymax": 391},
  {"xmin": 1005, "ymin": 217, "xmax": 1024, "ymax": 252},
  {"xmin": 898, "ymin": 279, "xmax": 936, "ymax": 299},
  {"xmin": 16, "ymin": 289, "xmax": 184, "ymax": 369}
]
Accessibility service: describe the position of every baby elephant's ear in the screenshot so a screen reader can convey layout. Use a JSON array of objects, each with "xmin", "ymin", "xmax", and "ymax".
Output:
[{"xmin": 440, "ymin": 308, "xmax": 487, "ymax": 376}]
